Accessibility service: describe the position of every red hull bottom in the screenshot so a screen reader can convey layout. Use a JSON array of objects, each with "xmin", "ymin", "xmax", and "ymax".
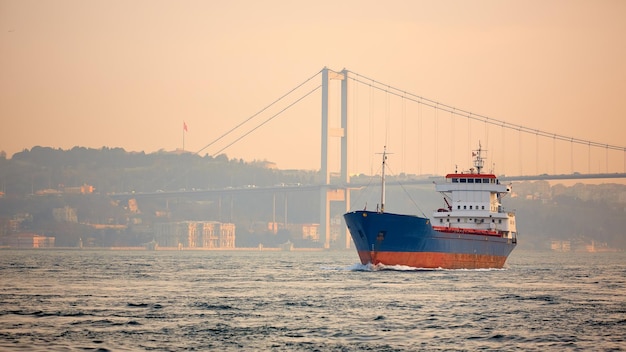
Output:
[{"xmin": 357, "ymin": 250, "xmax": 508, "ymax": 269}]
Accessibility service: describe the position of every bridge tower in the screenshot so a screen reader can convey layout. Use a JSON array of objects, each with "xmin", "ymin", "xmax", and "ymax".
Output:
[{"xmin": 319, "ymin": 67, "xmax": 350, "ymax": 249}]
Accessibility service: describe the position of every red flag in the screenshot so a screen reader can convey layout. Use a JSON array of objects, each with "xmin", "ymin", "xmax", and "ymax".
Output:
[{"xmin": 183, "ymin": 122, "xmax": 188, "ymax": 132}]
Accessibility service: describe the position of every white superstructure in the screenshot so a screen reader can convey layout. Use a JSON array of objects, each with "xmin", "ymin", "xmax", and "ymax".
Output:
[{"xmin": 432, "ymin": 144, "xmax": 517, "ymax": 239}]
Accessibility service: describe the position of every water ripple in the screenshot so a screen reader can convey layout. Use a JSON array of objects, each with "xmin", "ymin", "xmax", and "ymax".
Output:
[{"xmin": 0, "ymin": 250, "xmax": 624, "ymax": 351}]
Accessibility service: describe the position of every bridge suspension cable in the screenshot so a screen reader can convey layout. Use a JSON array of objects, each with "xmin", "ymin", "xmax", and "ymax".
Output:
[
  {"xmin": 196, "ymin": 69, "xmax": 322, "ymax": 156},
  {"xmin": 209, "ymin": 85, "xmax": 321, "ymax": 157},
  {"xmin": 162, "ymin": 74, "xmax": 321, "ymax": 190},
  {"xmin": 346, "ymin": 70, "xmax": 626, "ymax": 153}
]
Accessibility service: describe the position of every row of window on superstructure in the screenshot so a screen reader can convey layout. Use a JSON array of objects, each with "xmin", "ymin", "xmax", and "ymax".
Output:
[
  {"xmin": 440, "ymin": 218, "xmax": 503, "ymax": 224},
  {"xmin": 457, "ymin": 205, "xmax": 486, "ymax": 210},
  {"xmin": 451, "ymin": 178, "xmax": 498, "ymax": 184}
]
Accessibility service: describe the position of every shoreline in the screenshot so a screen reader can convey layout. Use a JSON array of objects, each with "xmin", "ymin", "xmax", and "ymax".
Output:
[{"xmin": 0, "ymin": 246, "xmax": 338, "ymax": 252}]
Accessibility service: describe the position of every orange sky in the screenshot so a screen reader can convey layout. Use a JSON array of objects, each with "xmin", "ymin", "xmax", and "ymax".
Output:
[{"xmin": 1, "ymin": 0, "xmax": 625, "ymax": 176}]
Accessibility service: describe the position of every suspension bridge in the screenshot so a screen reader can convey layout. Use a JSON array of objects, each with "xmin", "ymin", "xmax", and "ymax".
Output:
[
  {"xmin": 119, "ymin": 67, "xmax": 626, "ymax": 249},
  {"xmin": 197, "ymin": 67, "xmax": 626, "ymax": 178}
]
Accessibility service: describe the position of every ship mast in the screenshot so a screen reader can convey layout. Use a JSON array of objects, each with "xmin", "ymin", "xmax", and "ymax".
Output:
[
  {"xmin": 380, "ymin": 146, "xmax": 387, "ymax": 213},
  {"xmin": 473, "ymin": 142, "xmax": 484, "ymax": 174}
]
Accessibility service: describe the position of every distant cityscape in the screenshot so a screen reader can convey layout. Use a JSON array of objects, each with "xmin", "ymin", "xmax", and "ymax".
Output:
[
  {"xmin": 0, "ymin": 184, "xmax": 336, "ymax": 250},
  {"xmin": 0, "ymin": 181, "xmax": 341, "ymax": 251},
  {"xmin": 1, "ymin": 147, "xmax": 625, "ymax": 251},
  {"xmin": 3, "ymin": 178, "xmax": 625, "ymax": 252}
]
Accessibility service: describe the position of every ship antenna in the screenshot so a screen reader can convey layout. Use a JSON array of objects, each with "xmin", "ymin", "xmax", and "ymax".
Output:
[
  {"xmin": 474, "ymin": 141, "xmax": 484, "ymax": 174},
  {"xmin": 380, "ymin": 146, "xmax": 387, "ymax": 213}
]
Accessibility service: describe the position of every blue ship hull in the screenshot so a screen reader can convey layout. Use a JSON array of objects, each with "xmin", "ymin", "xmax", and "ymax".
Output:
[{"xmin": 344, "ymin": 210, "xmax": 517, "ymax": 269}]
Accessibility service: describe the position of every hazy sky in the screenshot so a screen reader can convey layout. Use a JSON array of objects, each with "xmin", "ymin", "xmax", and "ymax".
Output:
[{"xmin": 1, "ymin": 0, "xmax": 625, "ymax": 176}]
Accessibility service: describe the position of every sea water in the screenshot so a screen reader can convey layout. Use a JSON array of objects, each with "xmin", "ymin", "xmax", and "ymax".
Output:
[{"xmin": 0, "ymin": 249, "xmax": 624, "ymax": 351}]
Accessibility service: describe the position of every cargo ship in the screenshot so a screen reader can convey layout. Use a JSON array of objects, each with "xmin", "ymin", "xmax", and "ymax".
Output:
[{"xmin": 344, "ymin": 144, "xmax": 517, "ymax": 269}]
